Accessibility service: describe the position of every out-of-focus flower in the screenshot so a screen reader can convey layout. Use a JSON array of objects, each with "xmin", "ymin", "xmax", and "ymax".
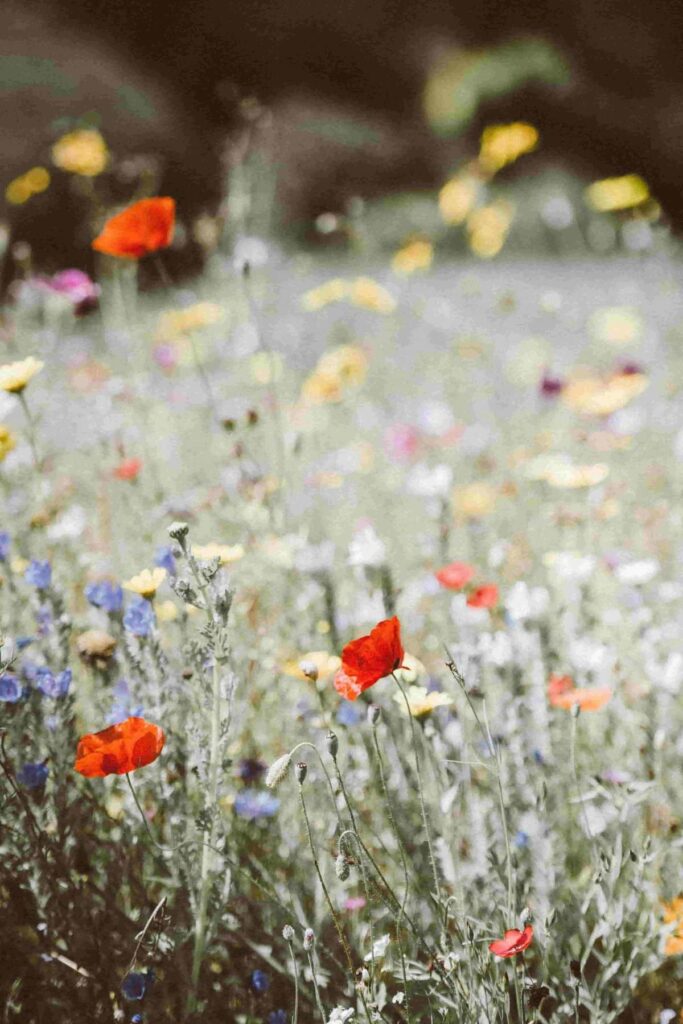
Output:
[
  {"xmin": 439, "ymin": 173, "xmax": 479, "ymax": 225},
  {"xmin": 589, "ymin": 307, "xmax": 642, "ymax": 346},
  {"xmin": 113, "ymin": 458, "xmax": 143, "ymax": 481},
  {"xmin": 0, "ymin": 357, "xmax": 44, "ymax": 394},
  {"xmin": 92, "ymin": 197, "xmax": 175, "ymax": 259},
  {"xmin": 282, "ymin": 651, "xmax": 342, "ymax": 680},
  {"xmin": 155, "ymin": 302, "xmax": 223, "ymax": 341},
  {"xmin": 392, "ymin": 684, "xmax": 452, "ymax": 717},
  {"xmin": 0, "ymin": 674, "xmax": 22, "ymax": 702},
  {"xmin": 662, "ymin": 897, "xmax": 683, "ymax": 956},
  {"xmin": 154, "ymin": 546, "xmax": 176, "ymax": 576},
  {"xmin": 52, "ymin": 129, "xmax": 108, "ymax": 177},
  {"xmin": 562, "ymin": 370, "xmax": 649, "ymax": 417},
  {"xmin": 539, "ymin": 372, "xmax": 564, "ymax": 398},
  {"xmin": 349, "ymin": 277, "xmax": 396, "ymax": 314},
  {"xmin": 467, "ymin": 201, "xmax": 514, "ymax": 259},
  {"xmin": 192, "ymin": 542, "xmax": 244, "ymax": 565},
  {"xmin": 435, "ymin": 561, "xmax": 476, "ymax": 590},
  {"xmin": 121, "ymin": 970, "xmax": 153, "ymax": 1001},
  {"xmin": 479, "ymin": 122, "xmax": 539, "ymax": 173},
  {"xmin": 250, "ymin": 969, "xmax": 271, "ymax": 993},
  {"xmin": 85, "ymin": 580, "xmax": 123, "ymax": 614},
  {"xmin": 36, "ymin": 666, "xmax": 71, "ymax": 698},
  {"xmin": 453, "ymin": 482, "xmax": 497, "ymax": 519},
  {"xmin": 124, "ymin": 597, "xmax": 156, "ymax": 637},
  {"xmin": 76, "ymin": 629, "xmax": 117, "ymax": 664},
  {"xmin": 318, "ymin": 345, "xmax": 368, "ymax": 387},
  {"xmin": 348, "ymin": 525, "xmax": 386, "ymax": 569},
  {"xmin": 0, "ymin": 533, "xmax": 10, "ymax": 561},
  {"xmin": 466, "ymin": 584, "xmax": 498, "ymax": 609},
  {"xmin": 384, "ymin": 423, "xmax": 420, "ymax": 463},
  {"xmin": 547, "ymin": 674, "xmax": 612, "ymax": 711},
  {"xmin": 489, "ymin": 924, "xmax": 533, "ymax": 958},
  {"xmin": 123, "ymin": 568, "xmax": 166, "ymax": 598},
  {"xmin": 154, "ymin": 600, "xmax": 178, "ymax": 623},
  {"xmin": 5, "ymin": 166, "xmax": 50, "ymax": 205},
  {"xmin": 25, "ymin": 560, "xmax": 51, "ymax": 589},
  {"xmin": 0, "ymin": 425, "xmax": 16, "ymax": 461},
  {"xmin": 392, "ymin": 238, "xmax": 433, "ymax": 275},
  {"xmin": 585, "ymin": 174, "xmax": 649, "ymax": 212},
  {"xmin": 17, "ymin": 762, "xmax": 49, "ymax": 789},
  {"xmin": 614, "ymin": 559, "xmax": 659, "ymax": 586},
  {"xmin": 74, "ymin": 716, "xmax": 165, "ymax": 777},
  {"xmin": 234, "ymin": 789, "xmax": 280, "ymax": 820},
  {"xmin": 543, "ymin": 551, "xmax": 596, "ymax": 583},
  {"xmin": 302, "ymin": 278, "xmax": 349, "ymax": 311},
  {"xmin": 545, "ymin": 460, "xmax": 610, "ymax": 489},
  {"xmin": 23, "ymin": 269, "xmax": 100, "ymax": 314},
  {"xmin": 406, "ymin": 462, "xmax": 453, "ymax": 499},
  {"xmin": 236, "ymin": 758, "xmax": 266, "ymax": 783},
  {"xmin": 334, "ymin": 617, "xmax": 404, "ymax": 701}
]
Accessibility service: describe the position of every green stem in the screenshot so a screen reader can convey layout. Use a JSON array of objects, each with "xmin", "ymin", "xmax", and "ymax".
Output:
[
  {"xmin": 18, "ymin": 391, "xmax": 41, "ymax": 471},
  {"xmin": 286, "ymin": 939, "xmax": 300, "ymax": 1024}
]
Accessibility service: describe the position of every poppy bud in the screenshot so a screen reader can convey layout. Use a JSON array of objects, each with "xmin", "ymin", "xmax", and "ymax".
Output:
[
  {"xmin": 299, "ymin": 660, "xmax": 319, "ymax": 682},
  {"xmin": 168, "ymin": 521, "xmax": 189, "ymax": 542},
  {"xmin": 571, "ymin": 701, "xmax": 581, "ymax": 719},
  {"xmin": 303, "ymin": 928, "xmax": 315, "ymax": 950},
  {"xmin": 335, "ymin": 853, "xmax": 350, "ymax": 880},
  {"xmin": 282, "ymin": 924, "xmax": 295, "ymax": 941},
  {"xmin": 368, "ymin": 704, "xmax": 381, "ymax": 726},
  {"xmin": 295, "ymin": 761, "xmax": 308, "ymax": 784},
  {"xmin": 326, "ymin": 731, "xmax": 339, "ymax": 757},
  {"xmin": 265, "ymin": 753, "xmax": 291, "ymax": 789}
]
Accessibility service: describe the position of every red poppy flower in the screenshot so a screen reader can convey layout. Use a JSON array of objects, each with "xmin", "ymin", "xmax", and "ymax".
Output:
[
  {"xmin": 489, "ymin": 924, "xmax": 534, "ymax": 958},
  {"xmin": 466, "ymin": 584, "xmax": 499, "ymax": 609},
  {"xmin": 92, "ymin": 197, "xmax": 175, "ymax": 259},
  {"xmin": 74, "ymin": 716, "xmax": 165, "ymax": 777},
  {"xmin": 435, "ymin": 561, "xmax": 476, "ymax": 590},
  {"xmin": 334, "ymin": 616, "xmax": 405, "ymax": 701},
  {"xmin": 113, "ymin": 457, "xmax": 143, "ymax": 481},
  {"xmin": 547, "ymin": 673, "xmax": 574, "ymax": 702},
  {"xmin": 550, "ymin": 685, "xmax": 612, "ymax": 712}
]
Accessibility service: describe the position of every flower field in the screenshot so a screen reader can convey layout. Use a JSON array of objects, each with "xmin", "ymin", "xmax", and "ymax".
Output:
[{"xmin": 1, "ymin": 189, "xmax": 683, "ymax": 1023}]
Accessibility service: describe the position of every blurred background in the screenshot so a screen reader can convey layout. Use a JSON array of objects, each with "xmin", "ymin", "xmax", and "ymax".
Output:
[{"xmin": 2, "ymin": 0, "xmax": 683, "ymax": 284}]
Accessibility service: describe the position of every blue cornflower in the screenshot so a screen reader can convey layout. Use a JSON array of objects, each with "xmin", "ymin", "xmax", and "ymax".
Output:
[
  {"xmin": 121, "ymin": 971, "xmax": 151, "ymax": 1001},
  {"xmin": 514, "ymin": 830, "xmax": 530, "ymax": 848},
  {"xmin": 336, "ymin": 702, "xmax": 363, "ymax": 727},
  {"xmin": 16, "ymin": 636, "xmax": 34, "ymax": 650},
  {"xmin": 35, "ymin": 606, "xmax": 53, "ymax": 636},
  {"xmin": 123, "ymin": 597, "xmax": 155, "ymax": 637},
  {"xmin": 0, "ymin": 674, "xmax": 22, "ymax": 703},
  {"xmin": 25, "ymin": 560, "xmax": 52, "ymax": 589},
  {"xmin": 250, "ymin": 969, "xmax": 270, "ymax": 993},
  {"xmin": 131, "ymin": 1016, "xmax": 144, "ymax": 1024},
  {"xmin": 85, "ymin": 580, "xmax": 123, "ymax": 613},
  {"xmin": 154, "ymin": 546, "xmax": 176, "ymax": 576},
  {"xmin": 234, "ymin": 789, "xmax": 280, "ymax": 821},
  {"xmin": 0, "ymin": 532, "xmax": 10, "ymax": 561},
  {"xmin": 108, "ymin": 678, "xmax": 143, "ymax": 723},
  {"xmin": 17, "ymin": 762, "xmax": 49, "ymax": 789},
  {"xmin": 36, "ymin": 667, "xmax": 71, "ymax": 699},
  {"xmin": 268, "ymin": 1011, "xmax": 288, "ymax": 1024}
]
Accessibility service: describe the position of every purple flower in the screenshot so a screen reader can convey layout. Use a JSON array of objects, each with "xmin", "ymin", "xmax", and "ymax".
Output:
[
  {"xmin": 17, "ymin": 762, "xmax": 49, "ymax": 789},
  {"xmin": 25, "ymin": 560, "xmax": 52, "ymax": 589},
  {"xmin": 108, "ymin": 678, "xmax": 143, "ymax": 723},
  {"xmin": 121, "ymin": 972, "xmax": 150, "ymax": 1001},
  {"xmin": 268, "ymin": 1011, "xmax": 288, "ymax": 1024},
  {"xmin": 35, "ymin": 605, "xmax": 53, "ymax": 637},
  {"xmin": 250, "ymin": 969, "xmax": 270, "ymax": 993},
  {"xmin": 234, "ymin": 789, "xmax": 280, "ymax": 821},
  {"xmin": 0, "ymin": 674, "xmax": 22, "ymax": 702},
  {"xmin": 154, "ymin": 546, "xmax": 176, "ymax": 576},
  {"xmin": 123, "ymin": 597, "xmax": 155, "ymax": 637},
  {"xmin": 336, "ymin": 702, "xmax": 363, "ymax": 727},
  {"xmin": 539, "ymin": 372, "xmax": 564, "ymax": 398},
  {"xmin": 36, "ymin": 667, "xmax": 71, "ymax": 699},
  {"xmin": 236, "ymin": 758, "xmax": 266, "ymax": 783},
  {"xmin": 0, "ymin": 532, "xmax": 10, "ymax": 561},
  {"xmin": 85, "ymin": 580, "xmax": 123, "ymax": 613},
  {"xmin": 35, "ymin": 269, "xmax": 100, "ymax": 314}
]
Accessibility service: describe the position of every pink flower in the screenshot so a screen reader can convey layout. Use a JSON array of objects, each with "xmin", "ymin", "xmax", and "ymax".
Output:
[
  {"xmin": 344, "ymin": 896, "xmax": 367, "ymax": 911},
  {"xmin": 384, "ymin": 423, "xmax": 420, "ymax": 463}
]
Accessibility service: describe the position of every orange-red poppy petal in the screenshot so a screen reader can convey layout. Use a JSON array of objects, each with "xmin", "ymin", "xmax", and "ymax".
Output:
[
  {"xmin": 74, "ymin": 716, "xmax": 165, "ymax": 777},
  {"xmin": 489, "ymin": 924, "xmax": 534, "ymax": 958},
  {"xmin": 435, "ymin": 561, "xmax": 476, "ymax": 590},
  {"xmin": 339, "ymin": 616, "xmax": 405, "ymax": 695},
  {"xmin": 92, "ymin": 198, "xmax": 175, "ymax": 259}
]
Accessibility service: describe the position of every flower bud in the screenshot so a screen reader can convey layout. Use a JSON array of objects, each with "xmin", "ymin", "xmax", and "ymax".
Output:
[
  {"xmin": 299, "ymin": 659, "xmax": 319, "ymax": 682},
  {"xmin": 168, "ymin": 521, "xmax": 189, "ymax": 542},
  {"xmin": 265, "ymin": 753, "xmax": 291, "ymax": 788},
  {"xmin": 295, "ymin": 761, "xmax": 308, "ymax": 784},
  {"xmin": 282, "ymin": 924, "xmax": 295, "ymax": 942},
  {"xmin": 303, "ymin": 928, "xmax": 315, "ymax": 950},
  {"xmin": 326, "ymin": 730, "xmax": 339, "ymax": 758},
  {"xmin": 571, "ymin": 701, "xmax": 581, "ymax": 719},
  {"xmin": 368, "ymin": 704, "xmax": 381, "ymax": 726}
]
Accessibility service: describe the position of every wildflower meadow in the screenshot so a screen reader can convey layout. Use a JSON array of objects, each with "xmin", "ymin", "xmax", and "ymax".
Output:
[{"xmin": 1, "ymin": 127, "xmax": 683, "ymax": 1024}]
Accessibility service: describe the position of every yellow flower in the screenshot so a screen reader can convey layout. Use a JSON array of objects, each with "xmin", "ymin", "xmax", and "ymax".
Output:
[
  {"xmin": 301, "ymin": 278, "xmax": 349, "ymax": 311},
  {"xmin": 662, "ymin": 896, "xmax": 683, "ymax": 956},
  {"xmin": 393, "ymin": 684, "xmax": 452, "ymax": 718},
  {"xmin": 10, "ymin": 557, "xmax": 28, "ymax": 574},
  {"xmin": 192, "ymin": 543, "xmax": 245, "ymax": 565},
  {"xmin": 544, "ymin": 461, "xmax": 610, "ymax": 489},
  {"xmin": 123, "ymin": 567, "xmax": 166, "ymax": 598},
  {"xmin": 0, "ymin": 424, "xmax": 16, "ymax": 461},
  {"xmin": 0, "ymin": 357, "xmax": 44, "ymax": 394},
  {"xmin": 589, "ymin": 307, "xmax": 642, "ymax": 346},
  {"xmin": 349, "ymin": 277, "xmax": 396, "ymax": 314},
  {"xmin": 301, "ymin": 371, "xmax": 343, "ymax": 404},
  {"xmin": 317, "ymin": 344, "xmax": 368, "ymax": 387},
  {"xmin": 154, "ymin": 600, "xmax": 179, "ymax": 623},
  {"xmin": 281, "ymin": 650, "xmax": 342, "ymax": 680},
  {"xmin": 51, "ymin": 129, "xmax": 109, "ymax": 177},
  {"xmin": 479, "ymin": 122, "xmax": 539, "ymax": 173},
  {"xmin": 562, "ymin": 372, "xmax": 649, "ymax": 416},
  {"xmin": 5, "ymin": 167, "xmax": 50, "ymax": 205},
  {"xmin": 585, "ymin": 174, "xmax": 649, "ymax": 212},
  {"xmin": 467, "ymin": 201, "xmax": 515, "ymax": 259},
  {"xmin": 453, "ymin": 482, "xmax": 497, "ymax": 519},
  {"xmin": 439, "ymin": 174, "xmax": 479, "ymax": 225},
  {"xmin": 392, "ymin": 238, "xmax": 433, "ymax": 275},
  {"xmin": 155, "ymin": 302, "xmax": 224, "ymax": 341},
  {"xmin": 250, "ymin": 351, "xmax": 283, "ymax": 384}
]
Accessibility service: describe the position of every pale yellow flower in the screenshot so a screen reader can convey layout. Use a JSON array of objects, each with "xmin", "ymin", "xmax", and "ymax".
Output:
[
  {"xmin": 250, "ymin": 351, "xmax": 283, "ymax": 384},
  {"xmin": 394, "ymin": 653, "xmax": 428, "ymax": 685},
  {"xmin": 51, "ymin": 129, "xmax": 109, "ymax": 177},
  {"xmin": 467, "ymin": 201, "xmax": 515, "ymax": 259},
  {"xmin": 585, "ymin": 174, "xmax": 649, "ymax": 212},
  {"xmin": 10, "ymin": 557, "xmax": 28, "ymax": 574},
  {"xmin": 392, "ymin": 239, "xmax": 433, "ymax": 275},
  {"xmin": 0, "ymin": 357, "xmax": 44, "ymax": 394},
  {"xmin": 453, "ymin": 482, "xmax": 497, "ymax": 519},
  {"xmin": 301, "ymin": 278, "xmax": 349, "ymax": 311},
  {"xmin": 155, "ymin": 302, "xmax": 224, "ymax": 341},
  {"xmin": 544, "ymin": 461, "xmax": 610, "ymax": 489},
  {"xmin": 5, "ymin": 167, "xmax": 50, "ymax": 205},
  {"xmin": 123, "ymin": 567, "xmax": 167, "ymax": 598},
  {"xmin": 562, "ymin": 372, "xmax": 649, "ymax": 416},
  {"xmin": 479, "ymin": 122, "xmax": 539, "ymax": 173},
  {"xmin": 155, "ymin": 600, "xmax": 179, "ymax": 623},
  {"xmin": 281, "ymin": 650, "xmax": 342, "ymax": 680},
  {"xmin": 317, "ymin": 344, "xmax": 368, "ymax": 387},
  {"xmin": 192, "ymin": 542, "xmax": 245, "ymax": 565},
  {"xmin": 393, "ymin": 684, "xmax": 452, "ymax": 718},
  {"xmin": 0, "ymin": 424, "xmax": 16, "ymax": 461},
  {"xmin": 439, "ymin": 174, "xmax": 479, "ymax": 225},
  {"xmin": 349, "ymin": 277, "xmax": 397, "ymax": 314},
  {"xmin": 589, "ymin": 307, "xmax": 642, "ymax": 346},
  {"xmin": 301, "ymin": 371, "xmax": 343, "ymax": 405},
  {"xmin": 662, "ymin": 896, "xmax": 683, "ymax": 956}
]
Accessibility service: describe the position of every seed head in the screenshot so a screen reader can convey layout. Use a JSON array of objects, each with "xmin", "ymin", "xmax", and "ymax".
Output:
[
  {"xmin": 282, "ymin": 924, "xmax": 295, "ymax": 942},
  {"xmin": 167, "ymin": 521, "xmax": 189, "ymax": 543},
  {"xmin": 335, "ymin": 853, "xmax": 350, "ymax": 880},
  {"xmin": 295, "ymin": 761, "xmax": 308, "ymax": 785},
  {"xmin": 326, "ymin": 730, "xmax": 339, "ymax": 757},
  {"xmin": 303, "ymin": 928, "xmax": 315, "ymax": 950},
  {"xmin": 265, "ymin": 753, "xmax": 291, "ymax": 788}
]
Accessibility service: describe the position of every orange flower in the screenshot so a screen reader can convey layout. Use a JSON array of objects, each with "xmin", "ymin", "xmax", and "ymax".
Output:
[
  {"xmin": 435, "ymin": 561, "xmax": 476, "ymax": 590},
  {"xmin": 74, "ymin": 716, "xmax": 165, "ymax": 777},
  {"xmin": 489, "ymin": 924, "xmax": 533, "ymax": 958},
  {"xmin": 334, "ymin": 617, "xmax": 405, "ymax": 701},
  {"xmin": 466, "ymin": 584, "xmax": 498, "ymax": 609},
  {"xmin": 548, "ymin": 674, "xmax": 612, "ymax": 711},
  {"xmin": 92, "ymin": 197, "xmax": 175, "ymax": 259},
  {"xmin": 113, "ymin": 457, "xmax": 143, "ymax": 481}
]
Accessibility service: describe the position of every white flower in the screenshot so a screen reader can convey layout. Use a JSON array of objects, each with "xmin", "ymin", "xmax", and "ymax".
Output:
[
  {"xmin": 327, "ymin": 1009, "xmax": 354, "ymax": 1024},
  {"xmin": 294, "ymin": 540, "xmax": 336, "ymax": 574},
  {"xmin": 488, "ymin": 539, "xmax": 510, "ymax": 569},
  {"xmin": 364, "ymin": 934, "xmax": 390, "ymax": 961},
  {"xmin": 543, "ymin": 551, "xmax": 596, "ymax": 583},
  {"xmin": 450, "ymin": 593, "xmax": 489, "ymax": 628},
  {"xmin": 417, "ymin": 400, "xmax": 455, "ymax": 436},
  {"xmin": 614, "ymin": 559, "xmax": 659, "ymax": 586},
  {"xmin": 348, "ymin": 526, "xmax": 386, "ymax": 569},
  {"xmin": 406, "ymin": 462, "xmax": 453, "ymax": 499},
  {"xmin": 504, "ymin": 581, "xmax": 549, "ymax": 623},
  {"xmin": 47, "ymin": 505, "xmax": 87, "ymax": 541},
  {"xmin": 233, "ymin": 235, "xmax": 270, "ymax": 270},
  {"xmin": 478, "ymin": 630, "xmax": 512, "ymax": 667}
]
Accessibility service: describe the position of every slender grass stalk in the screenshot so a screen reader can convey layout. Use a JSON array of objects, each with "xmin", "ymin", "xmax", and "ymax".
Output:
[
  {"xmin": 305, "ymin": 947, "xmax": 326, "ymax": 1024},
  {"xmin": 285, "ymin": 936, "xmax": 300, "ymax": 1024},
  {"xmin": 17, "ymin": 391, "xmax": 42, "ymax": 471}
]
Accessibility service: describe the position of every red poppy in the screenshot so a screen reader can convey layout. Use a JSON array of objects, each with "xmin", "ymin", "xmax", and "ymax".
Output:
[
  {"xmin": 334, "ymin": 616, "xmax": 405, "ymax": 701},
  {"xmin": 113, "ymin": 457, "xmax": 143, "ymax": 481},
  {"xmin": 466, "ymin": 584, "xmax": 499, "ymax": 609},
  {"xmin": 435, "ymin": 561, "xmax": 476, "ymax": 590},
  {"xmin": 550, "ymin": 684, "xmax": 612, "ymax": 712},
  {"xmin": 489, "ymin": 924, "xmax": 534, "ymax": 958},
  {"xmin": 74, "ymin": 716, "xmax": 165, "ymax": 777},
  {"xmin": 547, "ymin": 673, "xmax": 574, "ymax": 702},
  {"xmin": 92, "ymin": 197, "xmax": 175, "ymax": 259}
]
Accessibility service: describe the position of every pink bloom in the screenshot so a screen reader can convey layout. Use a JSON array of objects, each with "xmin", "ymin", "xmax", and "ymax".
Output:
[
  {"xmin": 344, "ymin": 897, "xmax": 366, "ymax": 911},
  {"xmin": 384, "ymin": 423, "xmax": 420, "ymax": 463}
]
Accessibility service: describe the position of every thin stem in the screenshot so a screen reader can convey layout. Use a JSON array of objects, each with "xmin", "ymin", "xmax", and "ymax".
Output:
[
  {"xmin": 18, "ymin": 391, "xmax": 41, "ymax": 471},
  {"xmin": 286, "ymin": 939, "xmax": 300, "ymax": 1024},
  {"xmin": 570, "ymin": 711, "xmax": 599, "ymax": 868},
  {"xmin": 306, "ymin": 949, "xmax": 326, "ymax": 1023}
]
